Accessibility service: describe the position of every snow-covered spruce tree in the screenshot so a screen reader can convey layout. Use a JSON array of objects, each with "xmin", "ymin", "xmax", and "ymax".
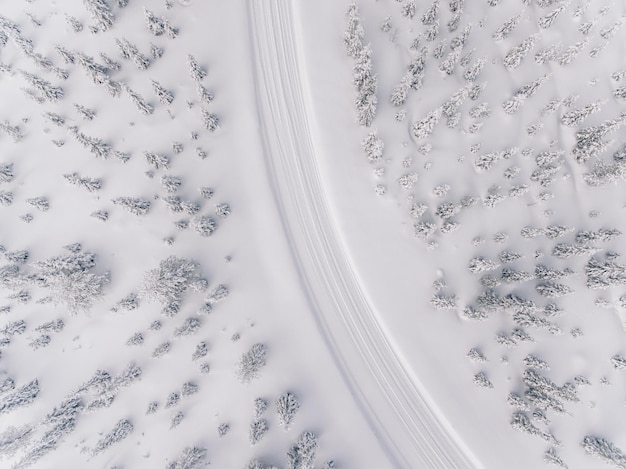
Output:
[
  {"xmin": 33, "ymin": 249, "xmax": 108, "ymax": 313},
  {"xmin": 63, "ymin": 173, "xmax": 102, "ymax": 192},
  {"xmin": 561, "ymin": 100, "xmax": 603, "ymax": 127},
  {"xmin": 201, "ymin": 109, "xmax": 219, "ymax": 131},
  {"xmin": 412, "ymin": 107, "xmax": 442, "ymax": 140},
  {"xmin": 0, "ymin": 379, "xmax": 39, "ymax": 414},
  {"xmin": 353, "ymin": 46, "xmax": 377, "ymax": 127},
  {"xmin": 249, "ymin": 419, "xmax": 268, "ymax": 445},
  {"xmin": 83, "ymin": 0, "xmax": 115, "ymax": 32},
  {"xmin": 247, "ymin": 460, "xmax": 279, "ymax": 469},
  {"xmin": 510, "ymin": 412, "xmax": 559, "ymax": 445},
  {"xmin": 573, "ymin": 115, "xmax": 626, "ymax": 163},
  {"xmin": 538, "ymin": 3, "xmax": 567, "ymax": 29},
  {"xmin": 187, "ymin": 54, "xmax": 207, "ymax": 82},
  {"xmin": 123, "ymin": 84, "xmax": 154, "ymax": 115},
  {"xmin": 287, "ymin": 431, "xmax": 318, "ymax": 469},
  {"xmin": 100, "ymin": 52, "xmax": 121, "ymax": 71},
  {"xmin": 91, "ymin": 419, "xmax": 133, "ymax": 456},
  {"xmin": 152, "ymin": 80, "xmax": 174, "ymax": 105},
  {"xmin": 582, "ymin": 436, "xmax": 626, "ymax": 468},
  {"xmin": 20, "ymin": 71, "xmax": 63, "ymax": 102},
  {"xmin": 585, "ymin": 257, "xmax": 626, "ymax": 289},
  {"xmin": 0, "ymin": 163, "xmax": 13, "ymax": 183},
  {"xmin": 237, "ymin": 343, "xmax": 267, "ymax": 383},
  {"xmin": 197, "ymin": 84, "xmax": 214, "ymax": 104},
  {"xmin": 74, "ymin": 104, "xmax": 96, "ymax": 120},
  {"xmin": 144, "ymin": 9, "xmax": 178, "ymax": 38},
  {"xmin": 193, "ymin": 215, "xmax": 218, "ymax": 237},
  {"xmin": 344, "ymin": 2, "xmax": 364, "ymax": 58},
  {"xmin": 0, "ymin": 425, "xmax": 33, "ymax": 458},
  {"xmin": 0, "ymin": 121, "xmax": 23, "ymax": 142},
  {"xmin": 167, "ymin": 446, "xmax": 207, "ymax": 469},
  {"xmin": 362, "ymin": 132, "xmax": 383, "ymax": 163},
  {"xmin": 421, "ymin": 0, "xmax": 439, "ymax": 25},
  {"xmin": 144, "ymin": 151, "xmax": 170, "ymax": 170},
  {"xmin": 74, "ymin": 52, "xmax": 122, "ymax": 97},
  {"xmin": 503, "ymin": 33, "xmax": 539, "ymax": 69},
  {"xmin": 139, "ymin": 256, "xmax": 207, "ymax": 316},
  {"xmin": 69, "ymin": 126, "xmax": 111, "ymax": 159},
  {"xmin": 493, "ymin": 13, "xmax": 521, "ymax": 41},
  {"xmin": 276, "ymin": 392, "xmax": 300, "ymax": 427},
  {"xmin": 115, "ymin": 38, "xmax": 150, "ymax": 70},
  {"xmin": 112, "ymin": 197, "xmax": 151, "ymax": 215}
]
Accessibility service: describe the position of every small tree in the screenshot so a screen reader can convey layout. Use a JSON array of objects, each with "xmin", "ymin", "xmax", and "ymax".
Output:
[
  {"xmin": 91, "ymin": 419, "xmax": 133, "ymax": 456},
  {"xmin": 187, "ymin": 55, "xmax": 206, "ymax": 82},
  {"xmin": 167, "ymin": 446, "xmax": 207, "ymax": 469},
  {"xmin": 140, "ymin": 256, "xmax": 207, "ymax": 315},
  {"xmin": 152, "ymin": 80, "xmax": 174, "ymax": 105},
  {"xmin": 116, "ymin": 38, "xmax": 150, "ymax": 70},
  {"xmin": 287, "ymin": 432, "xmax": 318, "ymax": 469},
  {"xmin": 237, "ymin": 343, "xmax": 267, "ymax": 383},
  {"xmin": 201, "ymin": 110, "xmax": 219, "ymax": 131},
  {"xmin": 83, "ymin": 0, "xmax": 115, "ymax": 31},
  {"xmin": 276, "ymin": 392, "xmax": 300, "ymax": 427},
  {"xmin": 112, "ymin": 197, "xmax": 151, "ymax": 215},
  {"xmin": 582, "ymin": 436, "xmax": 626, "ymax": 468}
]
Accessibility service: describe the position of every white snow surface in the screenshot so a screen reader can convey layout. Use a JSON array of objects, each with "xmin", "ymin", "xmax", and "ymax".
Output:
[{"xmin": 1, "ymin": 0, "xmax": 626, "ymax": 468}]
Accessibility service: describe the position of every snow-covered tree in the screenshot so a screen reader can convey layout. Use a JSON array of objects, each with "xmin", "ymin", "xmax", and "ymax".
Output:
[
  {"xmin": 91, "ymin": 419, "xmax": 133, "ymax": 455},
  {"xmin": 167, "ymin": 446, "xmax": 207, "ymax": 469},
  {"xmin": 140, "ymin": 256, "xmax": 206, "ymax": 316},
  {"xmin": 201, "ymin": 109, "xmax": 219, "ymax": 131},
  {"xmin": 112, "ymin": 197, "xmax": 151, "ymax": 216},
  {"xmin": 276, "ymin": 392, "xmax": 300, "ymax": 427},
  {"xmin": 20, "ymin": 71, "xmax": 63, "ymax": 102},
  {"xmin": 187, "ymin": 55, "xmax": 207, "ymax": 82},
  {"xmin": 34, "ymin": 249, "xmax": 109, "ymax": 313},
  {"xmin": 582, "ymin": 436, "xmax": 626, "ymax": 468},
  {"xmin": 361, "ymin": 132, "xmax": 383, "ymax": 162},
  {"xmin": 144, "ymin": 9, "xmax": 178, "ymax": 38},
  {"xmin": 503, "ymin": 34, "xmax": 539, "ymax": 69},
  {"xmin": 63, "ymin": 173, "xmax": 102, "ymax": 192},
  {"xmin": 152, "ymin": 80, "xmax": 174, "ymax": 105},
  {"xmin": 237, "ymin": 343, "xmax": 267, "ymax": 383},
  {"xmin": 249, "ymin": 419, "xmax": 268, "ymax": 445},
  {"xmin": 115, "ymin": 38, "xmax": 150, "ymax": 69},
  {"xmin": 287, "ymin": 432, "xmax": 318, "ymax": 469},
  {"xmin": 69, "ymin": 126, "xmax": 111, "ymax": 159},
  {"xmin": 123, "ymin": 84, "xmax": 154, "ymax": 115},
  {"xmin": 83, "ymin": 0, "xmax": 115, "ymax": 31}
]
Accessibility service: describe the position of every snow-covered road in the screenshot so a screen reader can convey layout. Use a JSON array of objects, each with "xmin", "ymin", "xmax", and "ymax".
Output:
[{"xmin": 248, "ymin": 1, "xmax": 482, "ymax": 468}]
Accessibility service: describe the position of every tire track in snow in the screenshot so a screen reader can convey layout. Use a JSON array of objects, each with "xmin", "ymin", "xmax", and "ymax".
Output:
[{"xmin": 248, "ymin": 2, "xmax": 481, "ymax": 468}]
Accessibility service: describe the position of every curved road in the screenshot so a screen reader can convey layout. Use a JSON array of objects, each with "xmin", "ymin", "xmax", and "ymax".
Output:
[{"xmin": 248, "ymin": 2, "xmax": 482, "ymax": 468}]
